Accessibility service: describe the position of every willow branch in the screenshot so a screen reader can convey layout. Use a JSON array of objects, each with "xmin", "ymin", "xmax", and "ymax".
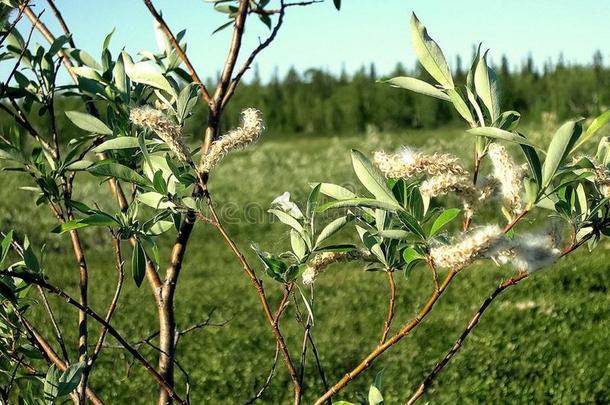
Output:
[
  {"xmin": 91, "ymin": 236, "xmax": 125, "ymax": 364},
  {"xmin": 221, "ymin": 0, "xmax": 285, "ymax": 109},
  {"xmin": 142, "ymin": 0, "xmax": 211, "ymax": 103},
  {"xmin": 205, "ymin": 202, "xmax": 302, "ymax": 403},
  {"xmin": 380, "ymin": 270, "xmax": 396, "ymax": 344},
  {"xmin": 3, "ymin": 271, "xmax": 186, "ymax": 405},
  {"xmin": 37, "ymin": 286, "xmax": 70, "ymax": 362},
  {"xmin": 314, "ymin": 211, "xmax": 529, "ymax": 404}
]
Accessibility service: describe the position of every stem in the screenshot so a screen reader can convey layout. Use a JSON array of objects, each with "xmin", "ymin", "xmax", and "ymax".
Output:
[
  {"xmin": 380, "ymin": 271, "xmax": 396, "ymax": 344},
  {"xmin": 205, "ymin": 204, "xmax": 302, "ymax": 403},
  {"xmin": 91, "ymin": 236, "xmax": 125, "ymax": 364},
  {"xmin": 4, "ymin": 271, "xmax": 186, "ymax": 405},
  {"xmin": 313, "ymin": 268, "xmax": 459, "ymax": 405},
  {"xmin": 405, "ymin": 272, "xmax": 528, "ymax": 405}
]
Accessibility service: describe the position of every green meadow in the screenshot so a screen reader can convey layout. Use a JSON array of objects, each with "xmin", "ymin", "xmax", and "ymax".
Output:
[{"xmin": 2, "ymin": 126, "xmax": 609, "ymax": 404}]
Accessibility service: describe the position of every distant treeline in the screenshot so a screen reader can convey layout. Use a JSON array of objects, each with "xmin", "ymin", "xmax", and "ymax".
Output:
[{"xmin": 210, "ymin": 51, "xmax": 610, "ymax": 135}]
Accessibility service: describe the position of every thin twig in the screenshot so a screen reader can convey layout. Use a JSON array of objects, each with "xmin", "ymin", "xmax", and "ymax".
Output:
[
  {"xmin": 142, "ymin": 0, "xmax": 211, "ymax": 103},
  {"xmin": 242, "ymin": 343, "xmax": 280, "ymax": 405},
  {"xmin": 91, "ymin": 236, "xmax": 125, "ymax": 363},
  {"xmin": 37, "ymin": 286, "xmax": 70, "ymax": 362},
  {"xmin": 380, "ymin": 270, "xmax": 396, "ymax": 344},
  {"xmin": 3, "ymin": 271, "xmax": 186, "ymax": 405}
]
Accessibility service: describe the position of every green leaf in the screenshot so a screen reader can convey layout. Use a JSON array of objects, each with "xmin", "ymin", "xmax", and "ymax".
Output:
[
  {"xmin": 315, "ymin": 182, "xmax": 357, "ymax": 200},
  {"xmin": 447, "ymin": 88, "xmax": 475, "ymax": 125},
  {"xmin": 269, "ymin": 209, "xmax": 304, "ymax": 234},
  {"xmin": 429, "ymin": 208, "xmax": 461, "ymax": 237},
  {"xmin": 66, "ymin": 48, "xmax": 102, "ymax": 69},
  {"xmin": 572, "ymin": 111, "xmax": 610, "ymax": 152},
  {"xmin": 333, "ymin": 0, "xmax": 341, "ymax": 10},
  {"xmin": 0, "ymin": 230, "xmax": 13, "ymax": 268},
  {"xmin": 521, "ymin": 145, "xmax": 542, "ymax": 187},
  {"xmin": 57, "ymin": 362, "xmax": 85, "ymax": 397},
  {"xmin": 88, "ymin": 161, "xmax": 150, "ymax": 187},
  {"xmin": 315, "ymin": 215, "xmax": 352, "ymax": 246},
  {"xmin": 317, "ymin": 198, "xmax": 401, "ymax": 213},
  {"xmin": 44, "ymin": 365, "xmax": 60, "ymax": 403},
  {"xmin": 368, "ymin": 385, "xmax": 384, "ymax": 405},
  {"xmin": 290, "ymin": 229, "xmax": 307, "ymax": 260},
  {"xmin": 410, "ymin": 13, "xmax": 453, "ymax": 88},
  {"xmin": 314, "ymin": 243, "xmax": 356, "ymax": 253},
  {"xmin": 131, "ymin": 241, "xmax": 146, "ymax": 287},
  {"xmin": 542, "ymin": 120, "xmax": 583, "ymax": 188},
  {"xmin": 123, "ymin": 54, "xmax": 175, "ymax": 96},
  {"xmin": 307, "ymin": 183, "xmax": 321, "ymax": 220},
  {"xmin": 71, "ymin": 66, "xmax": 103, "ymax": 81},
  {"xmin": 495, "ymin": 111, "xmax": 521, "ymax": 131},
  {"xmin": 351, "ymin": 150, "xmax": 398, "ymax": 205},
  {"xmin": 23, "ymin": 237, "xmax": 39, "ymax": 273},
  {"xmin": 65, "ymin": 111, "xmax": 112, "ymax": 135},
  {"xmin": 403, "ymin": 247, "xmax": 423, "ymax": 263},
  {"xmin": 51, "ymin": 213, "xmax": 118, "ymax": 234},
  {"xmin": 149, "ymin": 220, "xmax": 174, "ymax": 235},
  {"xmin": 467, "ymin": 127, "xmax": 542, "ymax": 150},
  {"xmin": 474, "ymin": 51, "xmax": 501, "ymax": 121},
  {"xmin": 137, "ymin": 192, "xmax": 174, "ymax": 209},
  {"xmin": 92, "ymin": 137, "xmax": 156, "ymax": 153},
  {"xmin": 397, "ymin": 212, "xmax": 426, "ymax": 240},
  {"xmin": 376, "ymin": 229, "xmax": 410, "ymax": 239},
  {"xmin": 383, "ymin": 76, "xmax": 450, "ymax": 101}
]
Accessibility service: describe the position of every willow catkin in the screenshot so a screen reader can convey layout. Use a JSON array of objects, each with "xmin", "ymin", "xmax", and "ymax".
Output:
[
  {"xmin": 200, "ymin": 108, "xmax": 265, "ymax": 172},
  {"xmin": 374, "ymin": 148, "xmax": 466, "ymax": 179},
  {"xmin": 592, "ymin": 160, "xmax": 610, "ymax": 198},
  {"xmin": 488, "ymin": 143, "xmax": 524, "ymax": 214},
  {"xmin": 493, "ymin": 225, "xmax": 562, "ymax": 273},
  {"xmin": 302, "ymin": 250, "xmax": 373, "ymax": 285},
  {"xmin": 430, "ymin": 225, "xmax": 504, "ymax": 270},
  {"xmin": 130, "ymin": 107, "xmax": 191, "ymax": 163},
  {"xmin": 420, "ymin": 173, "xmax": 479, "ymax": 218}
]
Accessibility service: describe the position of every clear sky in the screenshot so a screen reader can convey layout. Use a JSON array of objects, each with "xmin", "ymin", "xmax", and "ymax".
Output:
[{"xmin": 14, "ymin": 0, "xmax": 610, "ymax": 82}]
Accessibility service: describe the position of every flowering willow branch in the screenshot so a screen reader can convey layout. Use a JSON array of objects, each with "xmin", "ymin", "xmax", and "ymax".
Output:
[
  {"xmin": 313, "ymin": 213, "xmax": 527, "ymax": 404},
  {"xmin": 404, "ymin": 226, "xmax": 598, "ymax": 404}
]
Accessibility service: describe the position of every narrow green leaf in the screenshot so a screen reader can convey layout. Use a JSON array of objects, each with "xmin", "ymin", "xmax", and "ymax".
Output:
[
  {"xmin": 447, "ymin": 88, "xmax": 475, "ymax": 125},
  {"xmin": 521, "ymin": 145, "xmax": 542, "ymax": 187},
  {"xmin": 315, "ymin": 182, "xmax": 357, "ymax": 200},
  {"xmin": 290, "ymin": 229, "xmax": 307, "ymax": 260},
  {"xmin": 315, "ymin": 215, "xmax": 351, "ymax": 246},
  {"xmin": 474, "ymin": 51, "xmax": 501, "ymax": 121},
  {"xmin": 57, "ymin": 362, "xmax": 85, "ymax": 397},
  {"xmin": 88, "ymin": 161, "xmax": 150, "ymax": 186},
  {"xmin": 572, "ymin": 111, "xmax": 610, "ymax": 152},
  {"xmin": 124, "ymin": 56, "xmax": 175, "ymax": 96},
  {"xmin": 542, "ymin": 120, "xmax": 583, "ymax": 188},
  {"xmin": 92, "ymin": 137, "xmax": 156, "ymax": 153},
  {"xmin": 317, "ymin": 198, "xmax": 401, "ymax": 213},
  {"xmin": 269, "ymin": 209, "xmax": 304, "ymax": 234},
  {"xmin": 0, "ymin": 230, "xmax": 14, "ymax": 268},
  {"xmin": 397, "ymin": 212, "xmax": 426, "ymax": 240},
  {"xmin": 429, "ymin": 208, "xmax": 461, "ymax": 237},
  {"xmin": 351, "ymin": 149, "xmax": 398, "ymax": 205},
  {"xmin": 494, "ymin": 111, "xmax": 521, "ymax": 131},
  {"xmin": 383, "ymin": 76, "xmax": 450, "ymax": 101},
  {"xmin": 131, "ymin": 241, "xmax": 146, "ymax": 287},
  {"xmin": 65, "ymin": 111, "xmax": 112, "ymax": 135},
  {"xmin": 376, "ymin": 229, "xmax": 410, "ymax": 239},
  {"xmin": 333, "ymin": 0, "xmax": 341, "ymax": 10},
  {"xmin": 467, "ymin": 127, "xmax": 542, "ymax": 150},
  {"xmin": 410, "ymin": 13, "xmax": 453, "ymax": 88}
]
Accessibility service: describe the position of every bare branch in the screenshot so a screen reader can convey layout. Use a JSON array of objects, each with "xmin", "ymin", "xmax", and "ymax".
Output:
[{"xmin": 242, "ymin": 343, "xmax": 280, "ymax": 405}]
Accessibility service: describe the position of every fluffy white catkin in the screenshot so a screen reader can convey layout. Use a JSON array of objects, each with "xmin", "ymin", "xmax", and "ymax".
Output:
[
  {"xmin": 130, "ymin": 107, "xmax": 191, "ymax": 163},
  {"xmin": 493, "ymin": 226, "xmax": 562, "ymax": 273},
  {"xmin": 302, "ymin": 250, "xmax": 373, "ymax": 285},
  {"xmin": 374, "ymin": 148, "xmax": 466, "ymax": 179},
  {"xmin": 488, "ymin": 143, "xmax": 524, "ymax": 214},
  {"xmin": 430, "ymin": 225, "xmax": 504, "ymax": 270},
  {"xmin": 200, "ymin": 108, "xmax": 265, "ymax": 172}
]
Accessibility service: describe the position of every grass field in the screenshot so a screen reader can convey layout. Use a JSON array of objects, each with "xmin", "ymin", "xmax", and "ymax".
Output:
[{"xmin": 2, "ymin": 126, "xmax": 610, "ymax": 404}]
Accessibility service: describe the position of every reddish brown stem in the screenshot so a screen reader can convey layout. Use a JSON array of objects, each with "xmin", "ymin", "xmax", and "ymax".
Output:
[
  {"xmin": 405, "ymin": 272, "xmax": 528, "ymax": 405},
  {"xmin": 380, "ymin": 271, "xmax": 396, "ymax": 344}
]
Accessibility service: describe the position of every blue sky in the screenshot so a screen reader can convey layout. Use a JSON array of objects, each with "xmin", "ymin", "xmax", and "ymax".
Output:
[{"xmin": 16, "ymin": 0, "xmax": 610, "ymax": 81}]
